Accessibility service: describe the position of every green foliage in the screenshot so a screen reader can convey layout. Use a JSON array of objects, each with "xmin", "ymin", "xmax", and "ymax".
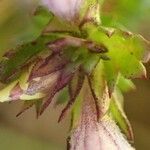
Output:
[
  {"xmin": 85, "ymin": 24, "xmax": 148, "ymax": 93},
  {"xmin": 0, "ymin": 0, "xmax": 149, "ymax": 147},
  {"xmin": 109, "ymin": 89, "xmax": 133, "ymax": 141},
  {"xmin": 102, "ymin": 0, "xmax": 150, "ymax": 30},
  {"xmin": 0, "ymin": 33, "xmax": 59, "ymax": 83},
  {"xmin": 0, "ymin": 4, "xmax": 53, "ymax": 53}
]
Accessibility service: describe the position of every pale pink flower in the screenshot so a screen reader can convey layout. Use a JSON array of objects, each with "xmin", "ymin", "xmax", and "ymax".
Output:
[
  {"xmin": 69, "ymin": 81, "xmax": 134, "ymax": 150},
  {"xmin": 41, "ymin": 0, "xmax": 83, "ymax": 20}
]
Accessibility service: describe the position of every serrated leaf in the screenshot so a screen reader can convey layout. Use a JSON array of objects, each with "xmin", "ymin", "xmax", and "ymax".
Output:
[
  {"xmin": 88, "ymin": 25, "xmax": 149, "ymax": 62},
  {"xmin": 90, "ymin": 27, "xmax": 147, "ymax": 76},
  {"xmin": 85, "ymin": 25, "xmax": 148, "ymax": 94}
]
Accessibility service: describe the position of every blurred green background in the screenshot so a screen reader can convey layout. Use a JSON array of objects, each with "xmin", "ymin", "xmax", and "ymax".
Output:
[{"xmin": 0, "ymin": 0, "xmax": 150, "ymax": 149}]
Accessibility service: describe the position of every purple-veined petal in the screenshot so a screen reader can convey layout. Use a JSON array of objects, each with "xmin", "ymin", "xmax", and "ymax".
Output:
[
  {"xmin": 39, "ymin": 69, "xmax": 74, "ymax": 115},
  {"xmin": 69, "ymin": 79, "xmax": 134, "ymax": 150},
  {"xmin": 26, "ymin": 72, "xmax": 59, "ymax": 95},
  {"xmin": 29, "ymin": 54, "xmax": 67, "ymax": 80}
]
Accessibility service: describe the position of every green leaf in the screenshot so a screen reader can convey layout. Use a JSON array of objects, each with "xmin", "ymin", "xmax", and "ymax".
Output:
[
  {"xmin": 32, "ymin": 6, "xmax": 53, "ymax": 33},
  {"xmin": 0, "ymin": 80, "xmax": 18, "ymax": 102},
  {"xmin": 85, "ymin": 25, "xmax": 148, "ymax": 93},
  {"xmin": 116, "ymin": 74, "xmax": 135, "ymax": 93},
  {"xmin": 82, "ymin": 52, "xmax": 100, "ymax": 74},
  {"xmin": 0, "ymin": 5, "xmax": 53, "ymax": 56},
  {"xmin": 70, "ymin": 75, "xmax": 86, "ymax": 129},
  {"xmin": 0, "ymin": 33, "xmax": 61, "ymax": 83},
  {"xmin": 89, "ymin": 61, "xmax": 111, "ymax": 117},
  {"xmin": 109, "ymin": 90, "xmax": 134, "ymax": 142},
  {"xmin": 71, "ymin": 95, "xmax": 83, "ymax": 129}
]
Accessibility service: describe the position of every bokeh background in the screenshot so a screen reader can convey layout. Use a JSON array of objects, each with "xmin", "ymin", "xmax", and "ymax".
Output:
[{"xmin": 0, "ymin": 0, "xmax": 150, "ymax": 149}]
